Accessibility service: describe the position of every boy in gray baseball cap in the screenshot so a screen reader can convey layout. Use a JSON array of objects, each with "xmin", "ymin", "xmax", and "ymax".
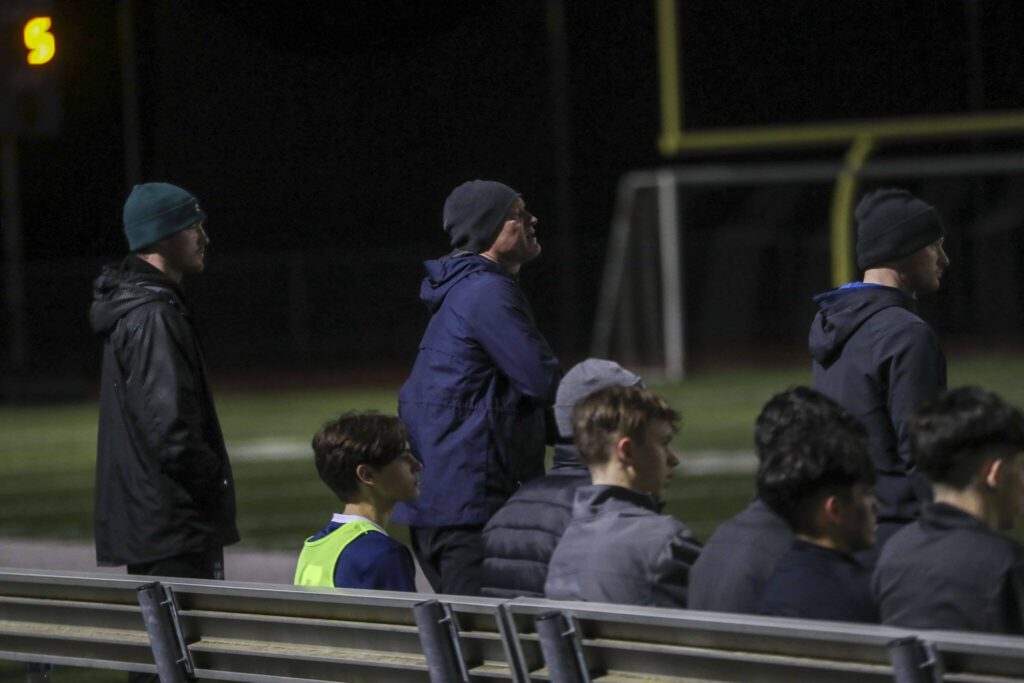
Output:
[{"xmin": 480, "ymin": 358, "xmax": 642, "ymax": 598}]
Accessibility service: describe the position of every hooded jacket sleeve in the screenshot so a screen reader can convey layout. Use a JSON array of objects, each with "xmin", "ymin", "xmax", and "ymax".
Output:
[
  {"xmin": 650, "ymin": 527, "xmax": 703, "ymax": 608},
  {"xmin": 120, "ymin": 304, "xmax": 222, "ymax": 497},
  {"xmin": 465, "ymin": 275, "xmax": 561, "ymax": 405},
  {"xmin": 882, "ymin": 320, "xmax": 946, "ymax": 470}
]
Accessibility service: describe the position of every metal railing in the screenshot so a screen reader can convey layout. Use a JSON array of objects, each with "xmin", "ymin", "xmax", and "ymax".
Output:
[{"xmin": 1, "ymin": 568, "xmax": 1022, "ymax": 682}]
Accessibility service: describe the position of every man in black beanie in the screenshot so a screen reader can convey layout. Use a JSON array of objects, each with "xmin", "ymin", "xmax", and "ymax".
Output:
[
  {"xmin": 809, "ymin": 188, "xmax": 950, "ymax": 550},
  {"xmin": 90, "ymin": 183, "xmax": 239, "ymax": 596},
  {"xmin": 394, "ymin": 180, "xmax": 561, "ymax": 595}
]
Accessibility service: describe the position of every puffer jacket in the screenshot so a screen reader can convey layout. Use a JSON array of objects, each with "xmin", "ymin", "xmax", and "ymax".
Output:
[
  {"xmin": 394, "ymin": 253, "xmax": 560, "ymax": 527},
  {"xmin": 480, "ymin": 444, "xmax": 590, "ymax": 598},
  {"xmin": 809, "ymin": 283, "xmax": 945, "ymax": 523},
  {"xmin": 545, "ymin": 485, "xmax": 702, "ymax": 608},
  {"xmin": 90, "ymin": 255, "xmax": 238, "ymax": 565}
]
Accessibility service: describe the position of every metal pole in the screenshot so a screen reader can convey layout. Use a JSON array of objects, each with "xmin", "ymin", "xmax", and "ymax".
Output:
[
  {"xmin": 413, "ymin": 599, "xmax": 470, "ymax": 683},
  {"xmin": 829, "ymin": 135, "xmax": 875, "ymax": 287},
  {"xmin": 887, "ymin": 637, "xmax": 943, "ymax": 683},
  {"xmin": 545, "ymin": 0, "xmax": 578, "ymax": 356},
  {"xmin": 287, "ymin": 253, "xmax": 309, "ymax": 359},
  {"xmin": 2, "ymin": 133, "xmax": 27, "ymax": 378},
  {"xmin": 495, "ymin": 603, "xmax": 530, "ymax": 683},
  {"xmin": 657, "ymin": 169, "xmax": 684, "ymax": 381},
  {"xmin": 118, "ymin": 0, "xmax": 142, "ymax": 188},
  {"xmin": 24, "ymin": 662, "xmax": 52, "ymax": 682},
  {"xmin": 591, "ymin": 176, "xmax": 639, "ymax": 357},
  {"xmin": 535, "ymin": 611, "xmax": 591, "ymax": 683},
  {"xmin": 136, "ymin": 582, "xmax": 193, "ymax": 683}
]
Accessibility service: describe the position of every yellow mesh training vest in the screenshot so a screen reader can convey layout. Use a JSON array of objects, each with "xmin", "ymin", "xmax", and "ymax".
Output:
[{"xmin": 294, "ymin": 520, "xmax": 381, "ymax": 587}]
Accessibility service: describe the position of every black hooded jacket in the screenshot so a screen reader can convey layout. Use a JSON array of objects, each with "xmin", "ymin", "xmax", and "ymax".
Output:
[
  {"xmin": 90, "ymin": 256, "xmax": 239, "ymax": 565},
  {"xmin": 809, "ymin": 284, "xmax": 945, "ymax": 523}
]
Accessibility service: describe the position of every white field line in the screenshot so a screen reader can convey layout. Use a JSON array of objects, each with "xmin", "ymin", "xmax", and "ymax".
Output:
[
  {"xmin": 229, "ymin": 439, "xmax": 309, "ymax": 460},
  {"xmin": 228, "ymin": 440, "xmax": 757, "ymax": 475}
]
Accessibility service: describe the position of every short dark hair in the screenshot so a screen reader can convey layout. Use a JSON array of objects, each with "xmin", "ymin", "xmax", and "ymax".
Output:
[
  {"xmin": 756, "ymin": 387, "xmax": 874, "ymax": 535},
  {"xmin": 312, "ymin": 411, "xmax": 409, "ymax": 504},
  {"xmin": 911, "ymin": 386, "xmax": 1024, "ymax": 489},
  {"xmin": 572, "ymin": 385, "xmax": 680, "ymax": 467}
]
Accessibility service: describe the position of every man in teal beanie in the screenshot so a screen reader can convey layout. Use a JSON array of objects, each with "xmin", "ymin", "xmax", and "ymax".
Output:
[{"xmin": 90, "ymin": 182, "xmax": 239, "ymax": 618}]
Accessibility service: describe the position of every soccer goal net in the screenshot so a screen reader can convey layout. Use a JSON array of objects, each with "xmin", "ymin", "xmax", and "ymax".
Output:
[{"xmin": 592, "ymin": 152, "xmax": 1024, "ymax": 380}]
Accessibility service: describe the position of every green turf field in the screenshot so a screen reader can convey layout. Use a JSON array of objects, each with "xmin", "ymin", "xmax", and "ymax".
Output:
[{"xmin": 2, "ymin": 352, "xmax": 1023, "ymax": 549}]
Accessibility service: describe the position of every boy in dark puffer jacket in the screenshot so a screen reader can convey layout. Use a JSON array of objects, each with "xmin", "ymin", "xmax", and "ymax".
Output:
[{"xmin": 480, "ymin": 359, "xmax": 643, "ymax": 598}]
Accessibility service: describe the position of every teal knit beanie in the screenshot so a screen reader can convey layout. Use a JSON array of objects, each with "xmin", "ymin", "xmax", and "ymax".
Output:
[{"xmin": 123, "ymin": 182, "xmax": 207, "ymax": 252}]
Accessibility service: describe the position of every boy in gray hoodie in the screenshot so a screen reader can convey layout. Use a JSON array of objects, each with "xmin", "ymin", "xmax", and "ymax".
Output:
[{"xmin": 545, "ymin": 386, "xmax": 701, "ymax": 607}]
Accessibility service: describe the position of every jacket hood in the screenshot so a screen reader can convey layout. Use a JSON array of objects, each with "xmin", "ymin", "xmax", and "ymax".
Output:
[
  {"xmin": 90, "ymin": 257, "xmax": 182, "ymax": 336},
  {"xmin": 572, "ymin": 484, "xmax": 664, "ymax": 516},
  {"xmin": 808, "ymin": 284, "xmax": 911, "ymax": 366},
  {"xmin": 550, "ymin": 443, "xmax": 588, "ymax": 473},
  {"xmin": 419, "ymin": 252, "xmax": 506, "ymax": 313}
]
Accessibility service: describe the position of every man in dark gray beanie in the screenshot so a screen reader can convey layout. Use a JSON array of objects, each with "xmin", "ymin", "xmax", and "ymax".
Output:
[
  {"xmin": 90, "ymin": 183, "xmax": 238, "ymax": 612},
  {"xmin": 394, "ymin": 180, "xmax": 561, "ymax": 595},
  {"xmin": 809, "ymin": 188, "xmax": 950, "ymax": 551}
]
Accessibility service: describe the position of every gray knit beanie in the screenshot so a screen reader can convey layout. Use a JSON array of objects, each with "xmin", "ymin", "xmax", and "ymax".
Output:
[
  {"xmin": 123, "ymin": 182, "xmax": 206, "ymax": 252},
  {"xmin": 855, "ymin": 189, "xmax": 944, "ymax": 270},
  {"xmin": 554, "ymin": 359, "xmax": 644, "ymax": 439},
  {"xmin": 443, "ymin": 180, "xmax": 520, "ymax": 253}
]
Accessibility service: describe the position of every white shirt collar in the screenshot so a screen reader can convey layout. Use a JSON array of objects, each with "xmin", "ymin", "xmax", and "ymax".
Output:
[{"xmin": 331, "ymin": 512, "xmax": 387, "ymax": 535}]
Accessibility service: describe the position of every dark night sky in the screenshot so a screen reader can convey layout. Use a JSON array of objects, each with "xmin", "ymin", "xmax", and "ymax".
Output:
[
  {"xmin": 19, "ymin": 0, "xmax": 663, "ymax": 258},
  {"xmin": 6, "ymin": 0, "xmax": 1024, "ymax": 379},
  {"xmin": 28, "ymin": 0, "xmax": 1024, "ymax": 261}
]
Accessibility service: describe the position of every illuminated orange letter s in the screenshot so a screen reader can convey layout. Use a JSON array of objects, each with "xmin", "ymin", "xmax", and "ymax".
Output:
[{"xmin": 24, "ymin": 17, "xmax": 55, "ymax": 66}]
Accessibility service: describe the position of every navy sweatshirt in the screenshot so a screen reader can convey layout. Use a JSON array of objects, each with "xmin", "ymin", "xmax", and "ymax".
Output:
[
  {"xmin": 759, "ymin": 540, "xmax": 878, "ymax": 623},
  {"xmin": 809, "ymin": 283, "xmax": 945, "ymax": 524}
]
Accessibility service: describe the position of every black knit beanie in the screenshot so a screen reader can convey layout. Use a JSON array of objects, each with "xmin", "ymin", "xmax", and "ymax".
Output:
[
  {"xmin": 855, "ymin": 189, "xmax": 944, "ymax": 270},
  {"xmin": 443, "ymin": 180, "xmax": 521, "ymax": 253}
]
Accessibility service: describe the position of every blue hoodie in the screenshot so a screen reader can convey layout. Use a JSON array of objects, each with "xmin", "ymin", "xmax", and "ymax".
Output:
[
  {"xmin": 393, "ymin": 253, "xmax": 561, "ymax": 527},
  {"xmin": 809, "ymin": 284, "xmax": 945, "ymax": 524}
]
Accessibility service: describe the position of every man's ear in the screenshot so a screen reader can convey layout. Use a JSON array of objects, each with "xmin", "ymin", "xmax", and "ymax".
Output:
[
  {"xmin": 821, "ymin": 494, "xmax": 843, "ymax": 527},
  {"xmin": 355, "ymin": 463, "xmax": 375, "ymax": 487},
  {"xmin": 614, "ymin": 435, "xmax": 633, "ymax": 467},
  {"xmin": 983, "ymin": 457, "xmax": 1004, "ymax": 490}
]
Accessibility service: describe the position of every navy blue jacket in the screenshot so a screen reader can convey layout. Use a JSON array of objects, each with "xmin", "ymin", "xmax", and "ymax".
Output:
[
  {"xmin": 480, "ymin": 444, "xmax": 590, "ymax": 598},
  {"xmin": 545, "ymin": 485, "xmax": 702, "ymax": 608},
  {"xmin": 809, "ymin": 284, "xmax": 945, "ymax": 523},
  {"xmin": 759, "ymin": 540, "xmax": 878, "ymax": 623},
  {"xmin": 688, "ymin": 498, "xmax": 793, "ymax": 613},
  {"xmin": 394, "ymin": 254, "xmax": 561, "ymax": 527},
  {"xmin": 873, "ymin": 503, "xmax": 1024, "ymax": 635}
]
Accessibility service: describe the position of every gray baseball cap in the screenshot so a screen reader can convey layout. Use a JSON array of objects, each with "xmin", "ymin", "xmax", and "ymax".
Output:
[{"xmin": 554, "ymin": 358, "xmax": 643, "ymax": 439}]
